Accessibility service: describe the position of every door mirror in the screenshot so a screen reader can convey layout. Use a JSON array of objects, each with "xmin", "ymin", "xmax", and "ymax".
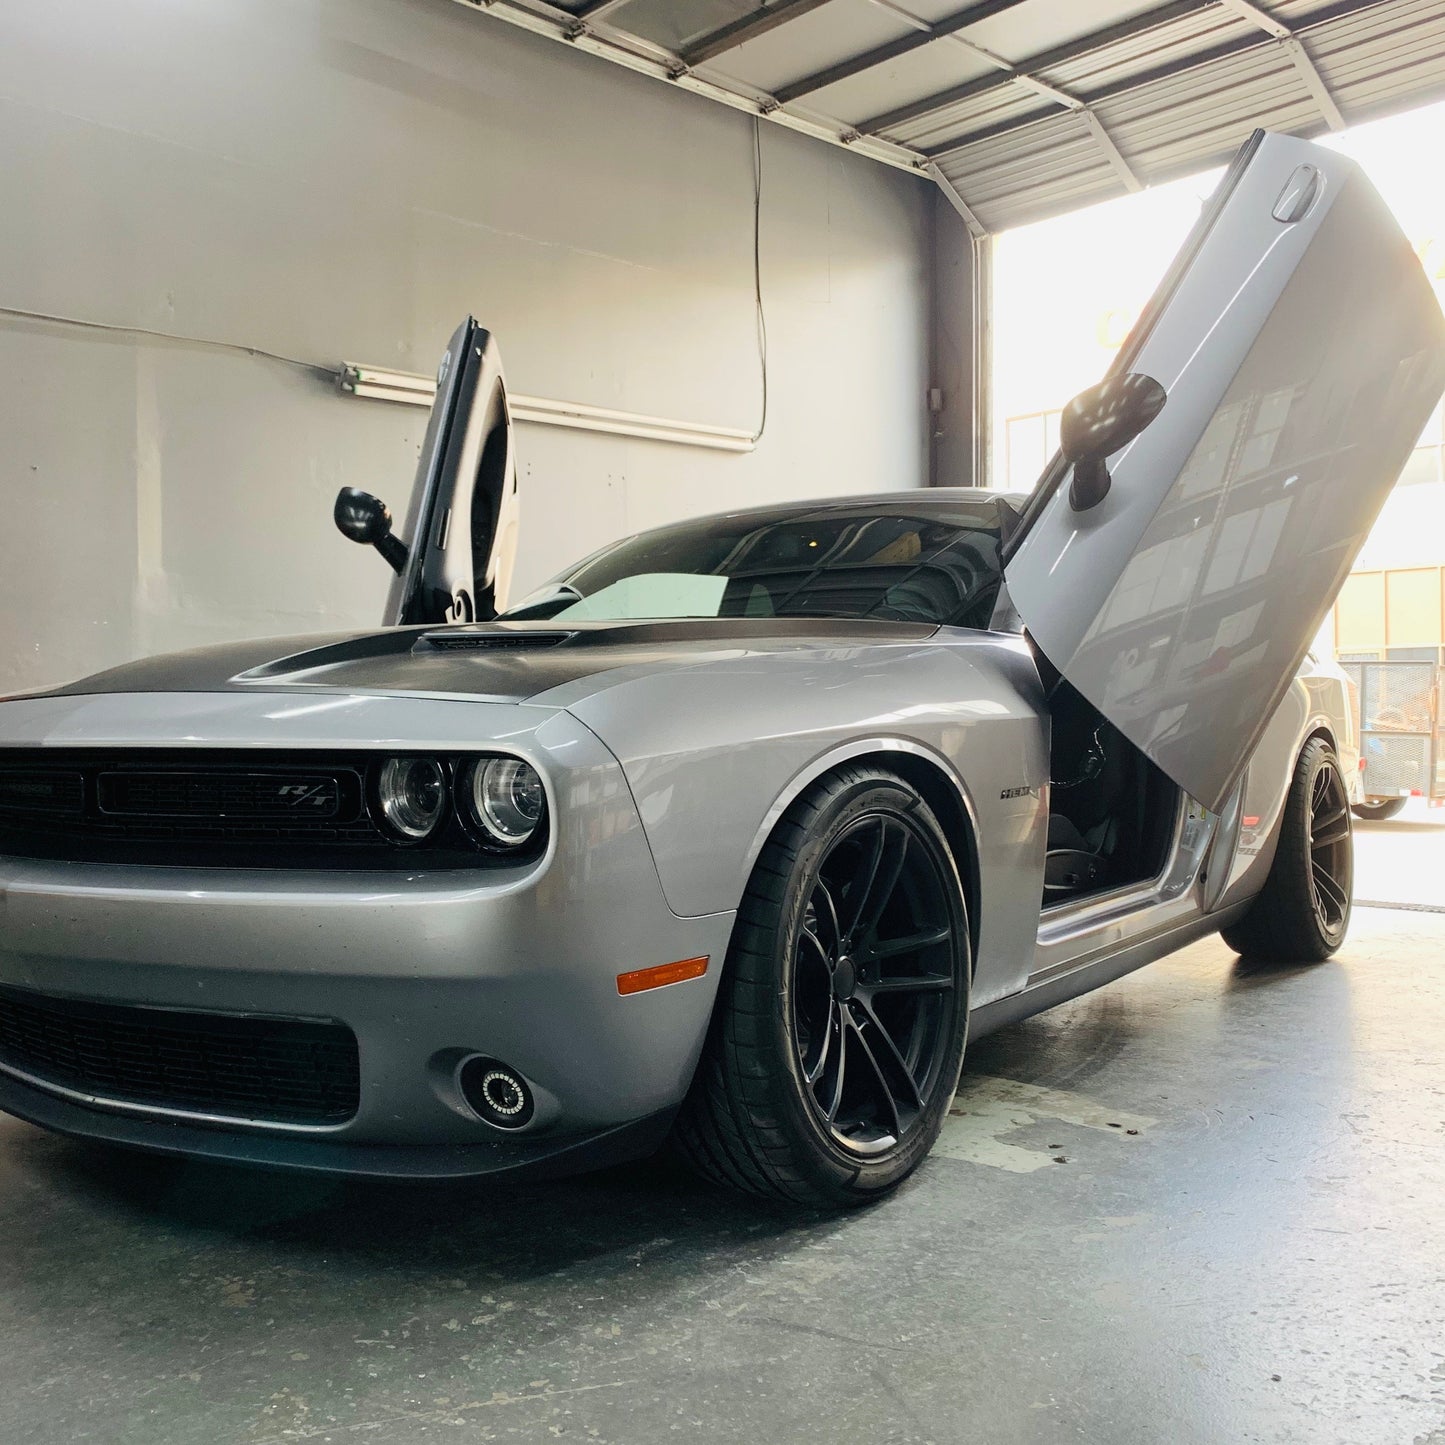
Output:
[
  {"xmin": 334, "ymin": 487, "xmax": 408, "ymax": 574},
  {"xmin": 1060, "ymin": 372, "xmax": 1167, "ymax": 512}
]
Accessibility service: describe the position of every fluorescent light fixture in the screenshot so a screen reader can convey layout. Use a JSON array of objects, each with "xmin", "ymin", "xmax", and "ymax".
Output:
[
  {"xmin": 339, "ymin": 363, "xmax": 755, "ymax": 453},
  {"xmin": 339, "ymin": 364, "xmax": 438, "ymax": 407}
]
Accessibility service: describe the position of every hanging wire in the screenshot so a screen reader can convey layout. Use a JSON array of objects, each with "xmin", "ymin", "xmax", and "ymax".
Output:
[
  {"xmin": 0, "ymin": 303, "xmax": 333, "ymax": 380},
  {"xmin": 5, "ymin": 145, "xmax": 774, "ymax": 443}
]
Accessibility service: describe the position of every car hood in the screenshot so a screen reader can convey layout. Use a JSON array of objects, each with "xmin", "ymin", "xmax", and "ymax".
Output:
[{"xmin": 36, "ymin": 619, "xmax": 941, "ymax": 708}]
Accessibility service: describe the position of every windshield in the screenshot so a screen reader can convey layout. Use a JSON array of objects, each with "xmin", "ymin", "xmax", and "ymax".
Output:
[{"xmin": 502, "ymin": 501, "xmax": 1005, "ymax": 628}]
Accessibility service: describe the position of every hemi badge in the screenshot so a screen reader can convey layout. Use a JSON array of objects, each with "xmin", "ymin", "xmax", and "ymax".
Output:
[{"xmin": 617, "ymin": 957, "xmax": 709, "ymax": 996}]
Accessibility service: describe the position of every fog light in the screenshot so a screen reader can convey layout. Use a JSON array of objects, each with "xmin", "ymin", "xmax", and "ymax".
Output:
[
  {"xmin": 377, "ymin": 756, "xmax": 446, "ymax": 839},
  {"xmin": 458, "ymin": 1056, "xmax": 534, "ymax": 1129}
]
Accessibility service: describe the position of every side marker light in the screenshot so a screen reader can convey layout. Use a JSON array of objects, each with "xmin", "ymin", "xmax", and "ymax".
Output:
[{"xmin": 617, "ymin": 957, "xmax": 709, "ymax": 996}]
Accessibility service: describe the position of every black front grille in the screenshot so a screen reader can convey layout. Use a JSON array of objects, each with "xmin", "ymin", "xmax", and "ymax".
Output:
[
  {"xmin": 0, "ymin": 986, "xmax": 359, "ymax": 1125},
  {"xmin": 0, "ymin": 749, "xmax": 518, "ymax": 868},
  {"xmin": 98, "ymin": 769, "xmax": 343, "ymax": 819},
  {"xmin": 0, "ymin": 769, "xmax": 84, "ymax": 816}
]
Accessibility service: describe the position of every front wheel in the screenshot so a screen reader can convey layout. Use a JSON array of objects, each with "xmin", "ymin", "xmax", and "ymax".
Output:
[
  {"xmin": 1221, "ymin": 736, "xmax": 1353, "ymax": 962},
  {"xmin": 674, "ymin": 766, "xmax": 970, "ymax": 1207},
  {"xmin": 1352, "ymin": 797, "xmax": 1407, "ymax": 821}
]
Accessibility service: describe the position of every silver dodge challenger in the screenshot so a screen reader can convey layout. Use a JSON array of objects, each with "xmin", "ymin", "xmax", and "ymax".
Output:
[{"xmin": 1, "ymin": 133, "xmax": 1443, "ymax": 1206}]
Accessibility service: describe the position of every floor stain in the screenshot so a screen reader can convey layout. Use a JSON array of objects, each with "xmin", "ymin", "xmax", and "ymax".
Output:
[{"xmin": 934, "ymin": 1073, "xmax": 1157, "ymax": 1173}]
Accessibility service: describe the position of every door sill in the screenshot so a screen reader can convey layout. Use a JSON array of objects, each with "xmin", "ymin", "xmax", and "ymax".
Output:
[{"xmin": 1037, "ymin": 796, "xmax": 1186, "ymax": 938}]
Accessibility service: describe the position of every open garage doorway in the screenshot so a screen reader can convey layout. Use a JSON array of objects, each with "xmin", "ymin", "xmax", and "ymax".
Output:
[
  {"xmin": 989, "ymin": 96, "xmax": 1445, "ymax": 493},
  {"xmin": 988, "ymin": 98, "xmax": 1445, "ymax": 909}
]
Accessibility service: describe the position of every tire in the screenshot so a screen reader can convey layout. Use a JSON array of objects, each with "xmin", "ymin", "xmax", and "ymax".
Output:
[
  {"xmin": 1221, "ymin": 736, "xmax": 1353, "ymax": 962},
  {"xmin": 1352, "ymin": 798, "xmax": 1407, "ymax": 822},
  {"xmin": 673, "ymin": 766, "xmax": 970, "ymax": 1208}
]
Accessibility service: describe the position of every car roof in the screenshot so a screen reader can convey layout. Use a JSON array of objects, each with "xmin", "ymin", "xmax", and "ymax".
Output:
[{"xmin": 654, "ymin": 487, "xmax": 1024, "ymax": 534}]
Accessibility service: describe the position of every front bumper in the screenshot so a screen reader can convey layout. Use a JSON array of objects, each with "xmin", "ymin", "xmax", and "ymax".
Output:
[
  {"xmin": 0, "ymin": 1069, "xmax": 680, "ymax": 1180},
  {"xmin": 0, "ymin": 692, "xmax": 735, "ymax": 1177}
]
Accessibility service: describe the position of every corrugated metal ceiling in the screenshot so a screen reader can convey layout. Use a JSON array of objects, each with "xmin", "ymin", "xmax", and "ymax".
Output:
[{"xmin": 464, "ymin": 0, "xmax": 1445, "ymax": 231}]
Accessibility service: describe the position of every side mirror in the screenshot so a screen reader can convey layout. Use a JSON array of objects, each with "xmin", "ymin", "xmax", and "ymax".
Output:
[
  {"xmin": 1059, "ymin": 372, "xmax": 1167, "ymax": 512},
  {"xmin": 334, "ymin": 488, "xmax": 408, "ymax": 574}
]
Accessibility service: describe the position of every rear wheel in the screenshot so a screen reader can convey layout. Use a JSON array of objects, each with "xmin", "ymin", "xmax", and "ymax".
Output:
[
  {"xmin": 1222, "ymin": 736, "xmax": 1353, "ymax": 962},
  {"xmin": 674, "ymin": 767, "xmax": 970, "ymax": 1207},
  {"xmin": 1352, "ymin": 797, "xmax": 1406, "ymax": 821}
]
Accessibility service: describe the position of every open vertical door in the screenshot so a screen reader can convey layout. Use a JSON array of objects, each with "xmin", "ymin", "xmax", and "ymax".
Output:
[
  {"xmin": 384, "ymin": 317, "xmax": 519, "ymax": 626},
  {"xmin": 1004, "ymin": 131, "xmax": 1445, "ymax": 813}
]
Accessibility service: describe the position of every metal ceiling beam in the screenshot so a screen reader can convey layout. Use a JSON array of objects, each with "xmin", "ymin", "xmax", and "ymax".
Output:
[
  {"xmin": 1082, "ymin": 110, "xmax": 1142, "ymax": 190},
  {"xmin": 1214, "ymin": 0, "xmax": 1289, "ymax": 37},
  {"xmin": 1218, "ymin": 0, "xmax": 1347, "ymax": 130},
  {"xmin": 923, "ymin": 31, "xmax": 1266, "ymax": 158},
  {"xmin": 679, "ymin": 0, "xmax": 839, "ymax": 67},
  {"xmin": 864, "ymin": 0, "xmax": 1092, "ymax": 109},
  {"xmin": 925, "ymin": 161, "xmax": 987, "ymax": 236},
  {"xmin": 793, "ymin": 0, "xmax": 1142, "ymax": 191},
  {"xmin": 571, "ymin": 0, "xmax": 634, "ymax": 21},
  {"xmin": 858, "ymin": 0, "xmax": 1209, "ymax": 134},
  {"xmin": 1283, "ymin": 36, "xmax": 1347, "ymax": 130},
  {"xmin": 921, "ymin": 0, "xmax": 1387, "ymax": 161},
  {"xmin": 458, "ymin": 0, "xmax": 928, "ymax": 173},
  {"xmin": 773, "ymin": 0, "xmax": 1028, "ymax": 104}
]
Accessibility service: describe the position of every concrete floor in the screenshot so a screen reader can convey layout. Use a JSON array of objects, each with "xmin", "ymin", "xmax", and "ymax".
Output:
[{"xmin": 2, "ymin": 822, "xmax": 1443, "ymax": 1444}]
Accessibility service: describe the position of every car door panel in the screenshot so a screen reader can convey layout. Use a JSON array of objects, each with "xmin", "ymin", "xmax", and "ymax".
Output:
[
  {"xmin": 386, "ymin": 318, "xmax": 519, "ymax": 627},
  {"xmin": 1006, "ymin": 131, "xmax": 1445, "ymax": 813}
]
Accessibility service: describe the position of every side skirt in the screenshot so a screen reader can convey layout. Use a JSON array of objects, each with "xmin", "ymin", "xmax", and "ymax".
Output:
[{"xmin": 967, "ymin": 901, "xmax": 1251, "ymax": 1042}]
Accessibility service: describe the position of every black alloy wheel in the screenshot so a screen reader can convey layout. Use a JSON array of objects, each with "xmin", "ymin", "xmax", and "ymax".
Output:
[
  {"xmin": 1222, "ymin": 736, "xmax": 1353, "ymax": 962},
  {"xmin": 675, "ymin": 766, "xmax": 970, "ymax": 1207},
  {"xmin": 791, "ymin": 813, "xmax": 957, "ymax": 1157},
  {"xmin": 1307, "ymin": 758, "xmax": 1353, "ymax": 939}
]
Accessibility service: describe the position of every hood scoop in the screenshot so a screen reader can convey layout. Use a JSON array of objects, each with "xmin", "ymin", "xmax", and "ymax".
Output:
[{"xmin": 414, "ymin": 629, "xmax": 576, "ymax": 653}]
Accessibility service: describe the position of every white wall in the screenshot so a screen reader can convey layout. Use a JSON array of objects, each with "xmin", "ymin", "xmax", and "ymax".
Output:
[{"xmin": 0, "ymin": 0, "xmax": 942, "ymax": 693}]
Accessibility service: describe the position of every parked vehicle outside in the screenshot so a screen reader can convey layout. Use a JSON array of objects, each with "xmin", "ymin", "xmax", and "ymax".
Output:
[
  {"xmin": 1341, "ymin": 657, "xmax": 1445, "ymax": 819},
  {"xmin": 1306, "ymin": 649, "xmax": 1364, "ymax": 806}
]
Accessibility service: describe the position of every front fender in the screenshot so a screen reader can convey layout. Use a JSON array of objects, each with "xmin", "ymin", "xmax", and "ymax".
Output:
[
  {"xmin": 1216, "ymin": 676, "xmax": 1340, "ymax": 910},
  {"xmin": 566, "ymin": 635, "xmax": 1049, "ymax": 1008}
]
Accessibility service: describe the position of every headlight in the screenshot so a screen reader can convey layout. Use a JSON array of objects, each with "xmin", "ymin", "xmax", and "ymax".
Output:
[
  {"xmin": 377, "ymin": 756, "xmax": 446, "ymax": 839},
  {"xmin": 468, "ymin": 756, "xmax": 545, "ymax": 847}
]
